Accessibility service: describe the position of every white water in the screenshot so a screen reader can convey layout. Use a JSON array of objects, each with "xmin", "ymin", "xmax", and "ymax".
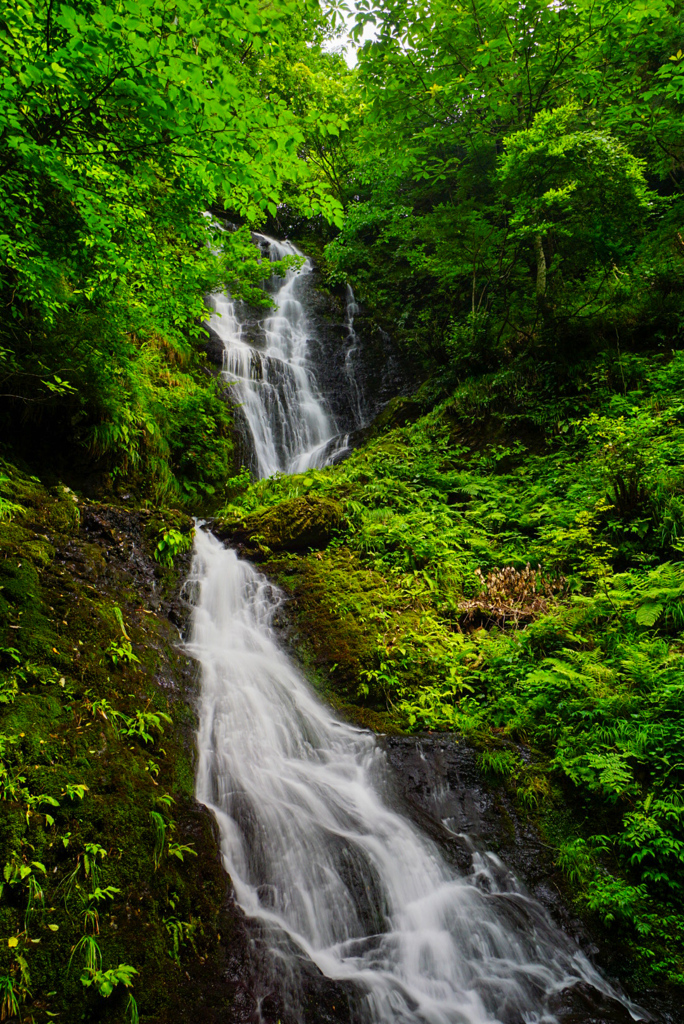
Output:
[
  {"xmin": 192, "ymin": 237, "xmax": 644, "ymax": 1023},
  {"xmin": 206, "ymin": 234, "xmax": 346, "ymax": 477},
  {"xmin": 189, "ymin": 534, "xmax": 641, "ymax": 1023},
  {"xmin": 344, "ymin": 284, "xmax": 367, "ymax": 429}
]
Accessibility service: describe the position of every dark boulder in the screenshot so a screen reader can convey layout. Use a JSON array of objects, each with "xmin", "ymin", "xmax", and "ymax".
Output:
[{"xmin": 201, "ymin": 324, "xmax": 226, "ymax": 366}]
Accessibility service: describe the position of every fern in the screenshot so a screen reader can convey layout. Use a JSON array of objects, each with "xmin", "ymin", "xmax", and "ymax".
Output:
[{"xmin": 635, "ymin": 601, "xmax": 663, "ymax": 627}]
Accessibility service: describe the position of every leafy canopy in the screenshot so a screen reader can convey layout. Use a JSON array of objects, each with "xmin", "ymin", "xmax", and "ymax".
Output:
[{"xmin": 0, "ymin": 0, "xmax": 343, "ymax": 320}]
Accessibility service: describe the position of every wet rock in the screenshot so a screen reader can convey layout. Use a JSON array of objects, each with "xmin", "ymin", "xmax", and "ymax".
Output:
[
  {"xmin": 383, "ymin": 736, "xmax": 585, "ymax": 936},
  {"xmin": 547, "ymin": 983, "xmax": 641, "ymax": 1023},
  {"xmin": 201, "ymin": 324, "xmax": 227, "ymax": 366},
  {"xmin": 381, "ymin": 734, "xmax": 675, "ymax": 1024},
  {"xmin": 368, "ymin": 395, "xmax": 424, "ymax": 434},
  {"xmin": 302, "ymin": 269, "xmax": 411, "ymax": 431}
]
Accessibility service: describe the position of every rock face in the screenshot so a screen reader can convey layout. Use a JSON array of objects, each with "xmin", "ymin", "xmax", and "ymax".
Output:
[
  {"xmin": 218, "ymin": 495, "xmax": 344, "ymax": 553},
  {"xmin": 381, "ymin": 735, "xmax": 676, "ymax": 1024},
  {"xmin": 200, "ymin": 323, "xmax": 227, "ymax": 366},
  {"xmin": 302, "ymin": 267, "xmax": 410, "ymax": 432},
  {"xmin": 368, "ymin": 394, "xmax": 424, "ymax": 434}
]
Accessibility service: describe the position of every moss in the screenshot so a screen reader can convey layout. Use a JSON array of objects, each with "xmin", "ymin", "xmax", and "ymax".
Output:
[
  {"xmin": 261, "ymin": 546, "xmax": 435, "ymax": 732},
  {"xmin": 21, "ymin": 538, "xmax": 56, "ymax": 567},
  {"xmin": 0, "ymin": 463, "xmax": 231, "ymax": 1023},
  {"xmin": 221, "ymin": 494, "xmax": 344, "ymax": 552},
  {"xmin": 367, "ymin": 395, "xmax": 423, "ymax": 435},
  {"xmin": 264, "ymin": 549, "xmax": 377, "ymax": 692},
  {"xmin": 47, "ymin": 485, "xmax": 81, "ymax": 534},
  {"xmin": 0, "ymin": 464, "xmax": 80, "ymax": 538},
  {"xmin": 0, "ymin": 522, "xmax": 32, "ymax": 559}
]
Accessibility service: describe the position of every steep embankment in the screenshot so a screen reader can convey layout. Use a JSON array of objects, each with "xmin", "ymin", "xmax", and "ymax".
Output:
[
  {"xmin": 0, "ymin": 464, "xmax": 251, "ymax": 1022},
  {"xmin": 216, "ymin": 349, "xmax": 684, "ymax": 1009},
  {"xmin": 0, "ymin": 462, "xmax": 376, "ymax": 1024}
]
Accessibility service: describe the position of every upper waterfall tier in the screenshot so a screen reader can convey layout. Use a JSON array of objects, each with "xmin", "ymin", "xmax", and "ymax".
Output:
[{"xmin": 206, "ymin": 234, "xmax": 349, "ymax": 478}]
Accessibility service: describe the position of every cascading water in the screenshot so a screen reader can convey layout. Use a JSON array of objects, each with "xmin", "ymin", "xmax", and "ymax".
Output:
[
  {"xmin": 190, "ymin": 237, "xmax": 644, "ymax": 1023},
  {"xmin": 343, "ymin": 284, "xmax": 367, "ymax": 429},
  {"xmin": 206, "ymin": 234, "xmax": 348, "ymax": 477},
  {"xmin": 188, "ymin": 535, "xmax": 643, "ymax": 1024}
]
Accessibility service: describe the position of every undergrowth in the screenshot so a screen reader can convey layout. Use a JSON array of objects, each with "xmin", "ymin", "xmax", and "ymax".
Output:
[
  {"xmin": 220, "ymin": 349, "xmax": 684, "ymax": 991},
  {"xmin": 0, "ymin": 464, "xmax": 223, "ymax": 1022}
]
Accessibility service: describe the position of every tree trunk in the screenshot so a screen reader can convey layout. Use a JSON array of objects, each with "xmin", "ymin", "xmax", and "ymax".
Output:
[{"xmin": 534, "ymin": 232, "xmax": 547, "ymax": 299}]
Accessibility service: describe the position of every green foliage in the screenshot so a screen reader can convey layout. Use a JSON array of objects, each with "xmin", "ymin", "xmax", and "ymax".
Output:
[
  {"xmin": 0, "ymin": 0, "xmax": 342, "ymax": 320},
  {"xmin": 154, "ymin": 528, "xmax": 194, "ymax": 568},
  {"xmin": 323, "ymin": 0, "xmax": 684, "ymax": 373},
  {"xmin": 0, "ymin": 0, "xmax": 347, "ymax": 503},
  {"xmin": 478, "ymin": 749, "xmax": 522, "ymax": 779},
  {"xmin": 498, "ymin": 105, "xmax": 653, "ymax": 245},
  {"xmin": 168, "ymin": 841, "xmax": 197, "ymax": 863},
  {"xmin": 81, "ymin": 961, "xmax": 137, "ymax": 998},
  {"xmin": 229, "ymin": 349, "xmax": 684, "ymax": 988},
  {"xmin": 126, "ymin": 710, "xmax": 172, "ymax": 745},
  {"xmin": 498, "ymin": 105, "xmax": 655, "ymax": 306},
  {"xmin": 164, "ymin": 914, "xmax": 200, "ymax": 963},
  {"xmin": 150, "ymin": 811, "xmax": 167, "ymax": 871},
  {"xmin": 0, "ymin": 973, "xmax": 21, "ymax": 1021},
  {"xmin": 105, "ymin": 639, "xmax": 141, "ymax": 667},
  {"xmin": 0, "ymin": 463, "xmax": 224, "ymax": 1019},
  {"xmin": 0, "ymin": 477, "xmax": 23, "ymax": 524}
]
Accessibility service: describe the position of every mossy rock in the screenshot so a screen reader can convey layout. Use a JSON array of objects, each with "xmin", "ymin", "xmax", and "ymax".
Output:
[
  {"xmin": 262, "ymin": 546, "xmax": 410, "ymax": 732},
  {"xmin": 0, "ymin": 463, "xmax": 80, "ymax": 538},
  {"xmin": 21, "ymin": 538, "xmax": 56, "ymax": 567},
  {"xmin": 222, "ymin": 495, "xmax": 344, "ymax": 552},
  {"xmin": 368, "ymin": 395, "xmax": 423, "ymax": 435}
]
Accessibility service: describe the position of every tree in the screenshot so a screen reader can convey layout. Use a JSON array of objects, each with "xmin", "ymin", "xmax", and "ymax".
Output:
[
  {"xmin": 0, "ymin": 0, "xmax": 344, "ymax": 500},
  {"xmin": 498, "ymin": 106, "xmax": 654, "ymax": 306},
  {"xmin": 0, "ymin": 0, "xmax": 342, "ymax": 322},
  {"xmin": 323, "ymin": 0, "xmax": 683, "ymax": 369}
]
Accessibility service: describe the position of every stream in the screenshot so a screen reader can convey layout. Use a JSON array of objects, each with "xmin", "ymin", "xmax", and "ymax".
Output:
[{"xmin": 188, "ymin": 237, "xmax": 645, "ymax": 1024}]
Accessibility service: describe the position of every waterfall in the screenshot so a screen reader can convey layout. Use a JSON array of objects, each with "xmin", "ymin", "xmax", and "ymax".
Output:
[
  {"xmin": 206, "ymin": 234, "xmax": 348, "ymax": 477},
  {"xmin": 344, "ymin": 284, "xmax": 367, "ymax": 429},
  {"xmin": 191, "ymin": 236, "xmax": 644, "ymax": 1023},
  {"xmin": 188, "ymin": 535, "xmax": 642, "ymax": 1024}
]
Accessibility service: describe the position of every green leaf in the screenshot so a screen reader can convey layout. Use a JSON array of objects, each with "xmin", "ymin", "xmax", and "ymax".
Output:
[{"xmin": 636, "ymin": 602, "xmax": 663, "ymax": 627}]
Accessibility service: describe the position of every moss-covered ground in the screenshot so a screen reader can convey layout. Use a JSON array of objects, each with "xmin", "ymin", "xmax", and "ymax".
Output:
[
  {"xmin": 218, "ymin": 350, "xmax": 684, "ymax": 1000},
  {"xmin": 0, "ymin": 464, "xmax": 236, "ymax": 1023}
]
